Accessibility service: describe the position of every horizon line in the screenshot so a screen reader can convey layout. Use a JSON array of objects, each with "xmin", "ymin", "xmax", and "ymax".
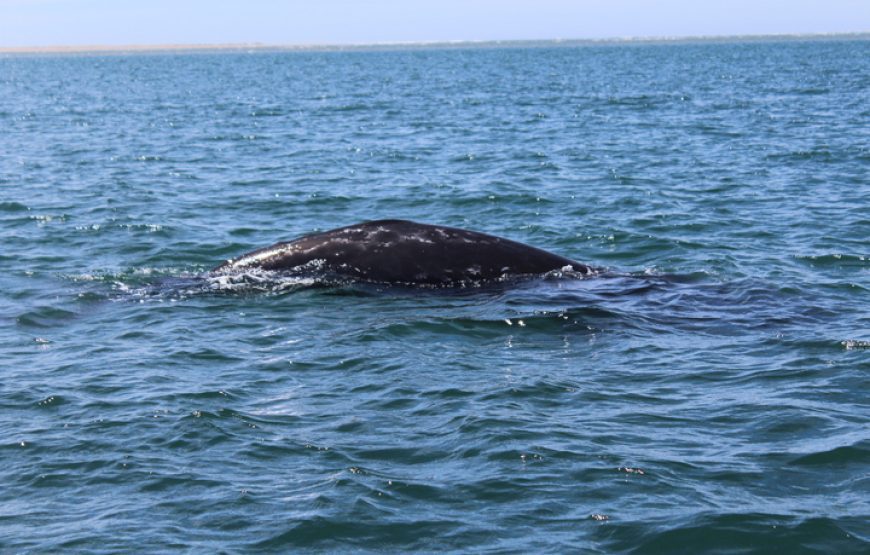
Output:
[{"xmin": 1, "ymin": 31, "xmax": 868, "ymax": 55}]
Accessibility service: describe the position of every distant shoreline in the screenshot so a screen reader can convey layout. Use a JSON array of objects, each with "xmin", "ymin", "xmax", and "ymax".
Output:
[{"xmin": 1, "ymin": 32, "xmax": 868, "ymax": 55}]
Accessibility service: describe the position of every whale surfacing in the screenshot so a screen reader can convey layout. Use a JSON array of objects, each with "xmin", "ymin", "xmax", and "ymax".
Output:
[{"xmin": 214, "ymin": 219, "xmax": 593, "ymax": 286}]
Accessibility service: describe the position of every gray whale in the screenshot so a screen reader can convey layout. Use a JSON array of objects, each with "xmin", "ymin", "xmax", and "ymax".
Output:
[{"xmin": 214, "ymin": 219, "xmax": 594, "ymax": 286}]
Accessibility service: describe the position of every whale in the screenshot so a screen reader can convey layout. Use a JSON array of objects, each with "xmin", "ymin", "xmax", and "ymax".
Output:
[{"xmin": 213, "ymin": 219, "xmax": 594, "ymax": 286}]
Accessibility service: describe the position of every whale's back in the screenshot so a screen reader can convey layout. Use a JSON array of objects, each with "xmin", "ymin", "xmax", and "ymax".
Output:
[{"xmin": 215, "ymin": 219, "xmax": 591, "ymax": 285}]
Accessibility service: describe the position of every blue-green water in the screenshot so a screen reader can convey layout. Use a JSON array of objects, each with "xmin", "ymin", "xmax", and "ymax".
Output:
[{"xmin": 1, "ymin": 39, "xmax": 868, "ymax": 553}]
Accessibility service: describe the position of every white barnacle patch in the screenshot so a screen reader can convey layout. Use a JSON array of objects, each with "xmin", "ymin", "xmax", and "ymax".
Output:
[
  {"xmin": 229, "ymin": 244, "xmax": 295, "ymax": 269},
  {"xmin": 300, "ymin": 244, "xmax": 325, "ymax": 255},
  {"xmin": 410, "ymin": 233, "xmax": 435, "ymax": 244},
  {"xmin": 294, "ymin": 258, "xmax": 327, "ymax": 271}
]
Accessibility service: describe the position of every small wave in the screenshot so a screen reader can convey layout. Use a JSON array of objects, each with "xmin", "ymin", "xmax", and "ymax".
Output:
[
  {"xmin": 765, "ymin": 148, "xmax": 836, "ymax": 162},
  {"xmin": 15, "ymin": 305, "xmax": 78, "ymax": 329},
  {"xmin": 252, "ymin": 517, "xmax": 461, "ymax": 551},
  {"xmin": 70, "ymin": 266, "xmax": 332, "ymax": 301},
  {"xmin": 606, "ymin": 514, "xmax": 868, "ymax": 553},
  {"xmin": 794, "ymin": 253, "xmax": 868, "ymax": 268},
  {"xmin": 601, "ymin": 94, "xmax": 666, "ymax": 108},
  {"xmin": 788, "ymin": 441, "xmax": 869, "ymax": 466},
  {"xmin": 841, "ymin": 339, "xmax": 870, "ymax": 350},
  {"xmin": 35, "ymin": 394, "xmax": 68, "ymax": 407},
  {"xmin": 322, "ymin": 102, "xmax": 384, "ymax": 113},
  {"xmin": 352, "ymin": 307, "xmax": 611, "ymax": 341},
  {"xmin": 28, "ymin": 213, "xmax": 68, "ymax": 225},
  {"xmin": 108, "ymin": 273, "xmax": 316, "ymax": 301},
  {"xmin": 0, "ymin": 201, "xmax": 29, "ymax": 212},
  {"xmin": 249, "ymin": 107, "xmax": 289, "ymax": 117},
  {"xmin": 65, "ymin": 267, "xmax": 198, "ymax": 284},
  {"xmin": 794, "ymin": 87, "xmax": 831, "ymax": 95}
]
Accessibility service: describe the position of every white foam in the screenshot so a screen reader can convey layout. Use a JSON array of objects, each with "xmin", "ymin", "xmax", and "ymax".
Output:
[{"xmin": 204, "ymin": 270, "xmax": 319, "ymax": 294}]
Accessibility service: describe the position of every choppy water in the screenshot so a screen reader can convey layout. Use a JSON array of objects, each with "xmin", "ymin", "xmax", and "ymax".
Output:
[{"xmin": 1, "ymin": 38, "xmax": 868, "ymax": 553}]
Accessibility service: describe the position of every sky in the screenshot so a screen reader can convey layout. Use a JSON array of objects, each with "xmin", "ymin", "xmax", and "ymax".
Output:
[{"xmin": 0, "ymin": 0, "xmax": 868, "ymax": 48}]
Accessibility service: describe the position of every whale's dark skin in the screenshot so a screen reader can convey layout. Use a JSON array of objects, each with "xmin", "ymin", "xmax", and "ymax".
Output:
[{"xmin": 214, "ymin": 219, "xmax": 594, "ymax": 286}]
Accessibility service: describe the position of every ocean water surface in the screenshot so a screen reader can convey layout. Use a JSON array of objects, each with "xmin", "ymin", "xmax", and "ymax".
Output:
[{"xmin": 1, "ymin": 39, "xmax": 868, "ymax": 552}]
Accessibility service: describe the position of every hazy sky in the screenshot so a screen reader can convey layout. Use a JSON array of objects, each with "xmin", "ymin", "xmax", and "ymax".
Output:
[{"xmin": 1, "ymin": 0, "xmax": 868, "ymax": 47}]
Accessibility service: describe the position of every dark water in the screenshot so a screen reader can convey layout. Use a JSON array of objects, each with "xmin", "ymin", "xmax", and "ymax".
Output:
[{"xmin": 1, "ymin": 39, "xmax": 868, "ymax": 553}]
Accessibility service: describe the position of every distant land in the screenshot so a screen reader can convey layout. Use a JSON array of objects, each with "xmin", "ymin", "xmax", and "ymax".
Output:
[{"xmin": 1, "ymin": 32, "xmax": 868, "ymax": 55}]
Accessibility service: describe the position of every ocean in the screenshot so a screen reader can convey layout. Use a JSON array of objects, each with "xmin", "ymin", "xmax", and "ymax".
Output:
[{"xmin": 1, "ymin": 38, "xmax": 868, "ymax": 553}]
